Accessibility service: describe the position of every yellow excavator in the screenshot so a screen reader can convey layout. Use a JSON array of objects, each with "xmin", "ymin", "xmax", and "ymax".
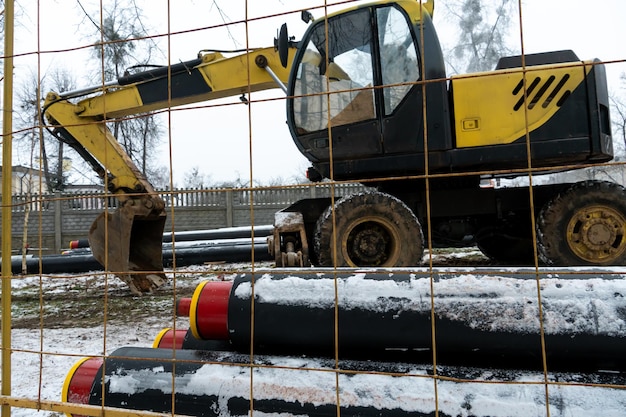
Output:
[{"xmin": 43, "ymin": 0, "xmax": 623, "ymax": 294}]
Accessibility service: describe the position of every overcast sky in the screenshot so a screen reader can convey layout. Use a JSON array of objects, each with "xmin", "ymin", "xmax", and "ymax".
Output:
[{"xmin": 11, "ymin": 0, "xmax": 626, "ymax": 186}]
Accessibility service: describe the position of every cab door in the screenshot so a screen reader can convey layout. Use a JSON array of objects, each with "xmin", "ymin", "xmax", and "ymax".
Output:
[{"xmin": 376, "ymin": 5, "xmax": 424, "ymax": 155}]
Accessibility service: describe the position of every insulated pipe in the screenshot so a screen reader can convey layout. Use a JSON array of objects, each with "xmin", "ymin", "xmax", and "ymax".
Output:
[
  {"xmin": 13, "ymin": 241, "xmax": 272, "ymax": 275},
  {"xmin": 68, "ymin": 238, "xmax": 89, "ymax": 249},
  {"xmin": 153, "ymin": 328, "xmax": 232, "ymax": 351},
  {"xmin": 161, "ymin": 225, "xmax": 273, "ymax": 243},
  {"xmin": 188, "ymin": 270, "xmax": 626, "ymax": 372},
  {"xmin": 152, "ymin": 328, "xmax": 187, "ymax": 349},
  {"xmin": 190, "ymin": 281, "xmax": 232, "ymax": 340},
  {"xmin": 62, "ymin": 346, "xmax": 626, "ymax": 417},
  {"xmin": 68, "ymin": 225, "xmax": 274, "ymax": 249}
]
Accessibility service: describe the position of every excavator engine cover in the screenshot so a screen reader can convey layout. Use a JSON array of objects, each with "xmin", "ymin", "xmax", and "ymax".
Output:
[{"xmin": 88, "ymin": 200, "xmax": 167, "ymax": 294}]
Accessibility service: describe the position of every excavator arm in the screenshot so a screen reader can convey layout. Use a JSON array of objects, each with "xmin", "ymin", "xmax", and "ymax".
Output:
[{"xmin": 43, "ymin": 46, "xmax": 295, "ymax": 294}]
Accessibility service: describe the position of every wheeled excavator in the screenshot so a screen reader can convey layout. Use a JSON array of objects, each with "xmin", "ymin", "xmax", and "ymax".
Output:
[{"xmin": 43, "ymin": 0, "xmax": 624, "ymax": 294}]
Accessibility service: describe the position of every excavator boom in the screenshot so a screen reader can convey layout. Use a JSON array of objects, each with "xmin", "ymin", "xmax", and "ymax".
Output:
[{"xmin": 43, "ymin": 47, "xmax": 294, "ymax": 294}]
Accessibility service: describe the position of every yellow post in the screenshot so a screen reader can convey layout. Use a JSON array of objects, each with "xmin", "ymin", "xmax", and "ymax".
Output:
[{"xmin": 1, "ymin": 1, "xmax": 15, "ymax": 416}]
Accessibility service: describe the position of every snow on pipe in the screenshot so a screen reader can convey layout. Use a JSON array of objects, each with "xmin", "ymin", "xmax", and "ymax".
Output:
[
  {"xmin": 68, "ymin": 225, "xmax": 274, "ymax": 249},
  {"xmin": 188, "ymin": 269, "xmax": 626, "ymax": 372},
  {"xmin": 62, "ymin": 346, "xmax": 626, "ymax": 417},
  {"xmin": 153, "ymin": 328, "xmax": 232, "ymax": 351}
]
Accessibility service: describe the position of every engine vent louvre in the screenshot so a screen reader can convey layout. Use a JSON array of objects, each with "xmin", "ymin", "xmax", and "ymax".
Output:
[{"xmin": 512, "ymin": 74, "xmax": 571, "ymax": 112}]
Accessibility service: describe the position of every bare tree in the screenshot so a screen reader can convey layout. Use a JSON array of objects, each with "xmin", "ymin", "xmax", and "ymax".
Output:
[
  {"xmin": 610, "ymin": 73, "xmax": 626, "ymax": 158},
  {"xmin": 443, "ymin": 0, "xmax": 517, "ymax": 74},
  {"xmin": 15, "ymin": 68, "xmax": 85, "ymax": 191},
  {"xmin": 183, "ymin": 167, "xmax": 212, "ymax": 189},
  {"xmin": 80, "ymin": 0, "xmax": 166, "ymax": 185}
]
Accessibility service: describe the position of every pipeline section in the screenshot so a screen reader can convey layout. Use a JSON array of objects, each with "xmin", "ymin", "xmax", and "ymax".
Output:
[
  {"xmin": 60, "ymin": 268, "xmax": 626, "ymax": 416},
  {"xmin": 63, "ymin": 346, "xmax": 626, "ymax": 417},
  {"xmin": 187, "ymin": 270, "xmax": 626, "ymax": 372},
  {"xmin": 12, "ymin": 238, "xmax": 272, "ymax": 275},
  {"xmin": 68, "ymin": 225, "xmax": 274, "ymax": 249}
]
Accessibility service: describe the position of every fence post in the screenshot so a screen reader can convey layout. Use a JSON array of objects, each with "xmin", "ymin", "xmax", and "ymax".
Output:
[
  {"xmin": 54, "ymin": 191, "xmax": 62, "ymax": 253},
  {"xmin": 226, "ymin": 189, "xmax": 234, "ymax": 227}
]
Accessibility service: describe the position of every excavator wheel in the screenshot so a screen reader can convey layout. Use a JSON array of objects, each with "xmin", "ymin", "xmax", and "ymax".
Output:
[
  {"xmin": 314, "ymin": 192, "xmax": 424, "ymax": 267},
  {"xmin": 537, "ymin": 180, "xmax": 626, "ymax": 266}
]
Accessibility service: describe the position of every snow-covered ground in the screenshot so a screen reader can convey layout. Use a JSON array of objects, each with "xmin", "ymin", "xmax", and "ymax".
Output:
[
  {"xmin": 11, "ymin": 324, "xmax": 160, "ymax": 416},
  {"xmin": 5, "ymin": 256, "xmax": 626, "ymax": 417}
]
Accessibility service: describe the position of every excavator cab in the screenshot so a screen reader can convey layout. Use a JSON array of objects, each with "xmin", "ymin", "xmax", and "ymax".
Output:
[{"xmin": 285, "ymin": 0, "xmax": 452, "ymax": 182}]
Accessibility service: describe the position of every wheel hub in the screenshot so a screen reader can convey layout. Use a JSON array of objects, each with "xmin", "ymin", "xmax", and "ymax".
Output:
[
  {"xmin": 567, "ymin": 205, "xmax": 626, "ymax": 263},
  {"xmin": 580, "ymin": 220, "xmax": 614, "ymax": 248},
  {"xmin": 351, "ymin": 227, "xmax": 387, "ymax": 261},
  {"xmin": 344, "ymin": 220, "xmax": 395, "ymax": 266}
]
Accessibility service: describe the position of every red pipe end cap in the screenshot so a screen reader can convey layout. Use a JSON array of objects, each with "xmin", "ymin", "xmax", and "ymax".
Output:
[
  {"xmin": 177, "ymin": 297, "xmax": 192, "ymax": 317},
  {"xmin": 191, "ymin": 280, "xmax": 232, "ymax": 340},
  {"xmin": 154, "ymin": 328, "xmax": 187, "ymax": 349},
  {"xmin": 63, "ymin": 357, "xmax": 104, "ymax": 410}
]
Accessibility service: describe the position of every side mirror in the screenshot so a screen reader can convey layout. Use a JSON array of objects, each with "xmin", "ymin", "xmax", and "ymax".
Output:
[
  {"xmin": 275, "ymin": 23, "xmax": 289, "ymax": 68},
  {"xmin": 301, "ymin": 10, "xmax": 313, "ymax": 23}
]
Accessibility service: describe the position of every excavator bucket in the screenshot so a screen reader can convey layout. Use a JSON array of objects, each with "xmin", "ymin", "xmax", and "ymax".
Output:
[{"xmin": 88, "ymin": 203, "xmax": 167, "ymax": 295}]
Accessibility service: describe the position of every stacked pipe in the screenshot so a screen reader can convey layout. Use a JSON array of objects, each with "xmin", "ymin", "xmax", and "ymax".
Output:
[
  {"xmin": 185, "ymin": 270, "xmax": 626, "ymax": 371},
  {"xmin": 63, "ymin": 346, "xmax": 626, "ymax": 417},
  {"xmin": 16, "ymin": 225, "xmax": 273, "ymax": 275},
  {"xmin": 62, "ymin": 268, "xmax": 626, "ymax": 416}
]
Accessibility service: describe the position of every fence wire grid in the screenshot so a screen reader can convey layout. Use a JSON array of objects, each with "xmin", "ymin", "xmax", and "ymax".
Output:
[{"xmin": 1, "ymin": 1, "xmax": 626, "ymax": 417}]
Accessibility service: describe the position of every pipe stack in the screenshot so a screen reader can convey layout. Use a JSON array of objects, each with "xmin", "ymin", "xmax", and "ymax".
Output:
[
  {"xmin": 62, "ymin": 268, "xmax": 626, "ymax": 416},
  {"xmin": 16, "ymin": 225, "xmax": 274, "ymax": 275}
]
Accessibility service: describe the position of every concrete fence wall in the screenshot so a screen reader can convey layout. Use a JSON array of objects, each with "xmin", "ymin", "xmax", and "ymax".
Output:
[{"xmin": 1, "ymin": 183, "xmax": 367, "ymax": 255}]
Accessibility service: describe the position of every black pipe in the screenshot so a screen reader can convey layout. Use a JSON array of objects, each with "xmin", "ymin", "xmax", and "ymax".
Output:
[
  {"xmin": 189, "ymin": 270, "xmax": 626, "ymax": 372},
  {"xmin": 162, "ymin": 225, "xmax": 273, "ymax": 243},
  {"xmin": 63, "ymin": 346, "xmax": 626, "ymax": 417},
  {"xmin": 13, "ymin": 241, "xmax": 272, "ymax": 275},
  {"xmin": 68, "ymin": 225, "xmax": 274, "ymax": 249}
]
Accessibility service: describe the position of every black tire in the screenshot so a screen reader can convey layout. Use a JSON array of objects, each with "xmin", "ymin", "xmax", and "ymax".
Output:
[
  {"xmin": 314, "ymin": 192, "xmax": 424, "ymax": 267},
  {"xmin": 537, "ymin": 180, "xmax": 626, "ymax": 266}
]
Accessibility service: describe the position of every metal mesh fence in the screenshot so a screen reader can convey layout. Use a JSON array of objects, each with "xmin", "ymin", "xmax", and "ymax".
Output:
[{"xmin": 1, "ymin": 1, "xmax": 626, "ymax": 416}]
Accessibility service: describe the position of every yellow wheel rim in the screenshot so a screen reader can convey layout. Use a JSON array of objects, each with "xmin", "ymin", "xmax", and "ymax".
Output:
[{"xmin": 566, "ymin": 204, "xmax": 626, "ymax": 263}]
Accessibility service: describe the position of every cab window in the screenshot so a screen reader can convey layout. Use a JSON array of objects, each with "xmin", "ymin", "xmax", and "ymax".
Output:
[
  {"xmin": 377, "ymin": 6, "xmax": 420, "ymax": 115},
  {"xmin": 292, "ymin": 8, "xmax": 375, "ymax": 133}
]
